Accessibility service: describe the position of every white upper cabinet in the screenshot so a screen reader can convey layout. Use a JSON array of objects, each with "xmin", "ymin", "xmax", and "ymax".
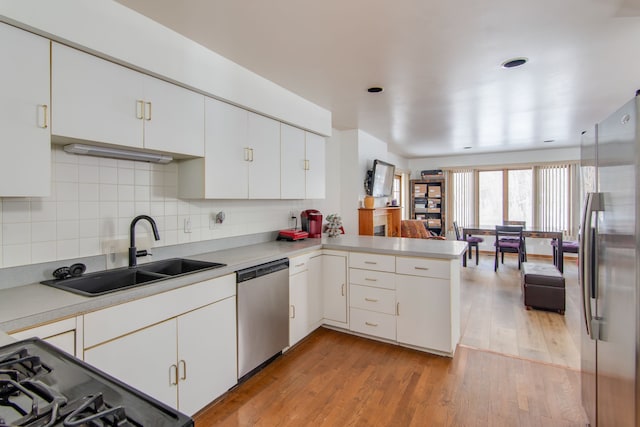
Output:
[
  {"xmin": 305, "ymin": 132, "xmax": 326, "ymax": 199},
  {"xmin": 51, "ymin": 43, "xmax": 204, "ymax": 157},
  {"xmin": 281, "ymin": 123, "xmax": 326, "ymax": 199},
  {"xmin": 179, "ymin": 97, "xmax": 281, "ymax": 199},
  {"xmin": 247, "ymin": 112, "xmax": 281, "ymax": 199},
  {"xmin": 141, "ymin": 74, "xmax": 205, "ymax": 157},
  {"xmin": 0, "ymin": 23, "xmax": 51, "ymax": 197},
  {"xmin": 280, "ymin": 124, "xmax": 306, "ymax": 199}
]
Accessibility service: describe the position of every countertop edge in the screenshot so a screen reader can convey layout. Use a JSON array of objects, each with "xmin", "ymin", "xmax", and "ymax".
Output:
[{"xmin": 0, "ymin": 236, "xmax": 465, "ymax": 333}]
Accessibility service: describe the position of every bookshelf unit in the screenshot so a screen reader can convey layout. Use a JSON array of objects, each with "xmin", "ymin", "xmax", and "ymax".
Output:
[{"xmin": 410, "ymin": 177, "xmax": 445, "ymax": 236}]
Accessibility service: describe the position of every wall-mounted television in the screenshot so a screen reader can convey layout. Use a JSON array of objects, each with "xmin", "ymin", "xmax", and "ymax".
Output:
[{"xmin": 368, "ymin": 159, "xmax": 396, "ymax": 197}]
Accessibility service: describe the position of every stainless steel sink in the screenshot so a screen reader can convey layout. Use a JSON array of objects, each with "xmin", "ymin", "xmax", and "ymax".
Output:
[{"xmin": 41, "ymin": 258, "xmax": 226, "ymax": 296}]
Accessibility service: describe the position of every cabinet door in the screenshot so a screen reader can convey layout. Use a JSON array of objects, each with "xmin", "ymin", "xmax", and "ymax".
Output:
[
  {"xmin": 84, "ymin": 319, "xmax": 178, "ymax": 409},
  {"xmin": 289, "ymin": 270, "xmax": 309, "ymax": 346},
  {"xmin": 51, "ymin": 43, "xmax": 144, "ymax": 148},
  {"xmin": 0, "ymin": 24, "xmax": 50, "ymax": 196},
  {"xmin": 323, "ymin": 254, "xmax": 347, "ymax": 324},
  {"xmin": 247, "ymin": 112, "xmax": 280, "ymax": 198},
  {"xmin": 280, "ymin": 123, "xmax": 306, "ymax": 199},
  {"xmin": 142, "ymin": 75, "xmax": 204, "ymax": 157},
  {"xmin": 177, "ymin": 297, "xmax": 237, "ymax": 415},
  {"xmin": 204, "ymin": 97, "xmax": 249, "ymax": 198},
  {"xmin": 307, "ymin": 255, "xmax": 324, "ymax": 329},
  {"xmin": 396, "ymin": 274, "xmax": 451, "ymax": 352},
  {"xmin": 305, "ymin": 132, "xmax": 326, "ymax": 199}
]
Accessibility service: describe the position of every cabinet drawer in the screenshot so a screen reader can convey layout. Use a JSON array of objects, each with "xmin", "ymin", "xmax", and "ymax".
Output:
[
  {"xmin": 349, "ymin": 252, "xmax": 395, "ymax": 272},
  {"xmin": 349, "ymin": 308, "xmax": 396, "ymax": 341},
  {"xmin": 289, "ymin": 253, "xmax": 311, "ymax": 275},
  {"xmin": 396, "ymin": 257, "xmax": 450, "ymax": 279},
  {"xmin": 350, "ymin": 284, "xmax": 396, "ymax": 314},
  {"xmin": 84, "ymin": 274, "xmax": 235, "ymax": 348},
  {"xmin": 349, "ymin": 268, "xmax": 395, "ymax": 290}
]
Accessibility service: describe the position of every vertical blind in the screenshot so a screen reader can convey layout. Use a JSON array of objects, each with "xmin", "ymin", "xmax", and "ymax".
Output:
[
  {"xmin": 448, "ymin": 163, "xmax": 576, "ymax": 236},
  {"xmin": 536, "ymin": 164, "xmax": 570, "ymax": 233},
  {"xmin": 451, "ymin": 169, "xmax": 474, "ymax": 227}
]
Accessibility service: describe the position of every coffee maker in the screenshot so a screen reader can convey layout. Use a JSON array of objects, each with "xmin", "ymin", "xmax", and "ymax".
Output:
[{"xmin": 301, "ymin": 210, "xmax": 323, "ymax": 238}]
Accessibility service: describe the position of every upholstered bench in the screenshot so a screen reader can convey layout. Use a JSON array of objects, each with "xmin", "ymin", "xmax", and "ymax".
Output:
[{"xmin": 521, "ymin": 262, "xmax": 565, "ymax": 314}]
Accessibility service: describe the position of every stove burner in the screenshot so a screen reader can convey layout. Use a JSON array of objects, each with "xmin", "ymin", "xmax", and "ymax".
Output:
[
  {"xmin": 0, "ymin": 340, "xmax": 192, "ymax": 427},
  {"xmin": 63, "ymin": 394, "xmax": 139, "ymax": 427},
  {"xmin": 0, "ymin": 349, "xmax": 50, "ymax": 382}
]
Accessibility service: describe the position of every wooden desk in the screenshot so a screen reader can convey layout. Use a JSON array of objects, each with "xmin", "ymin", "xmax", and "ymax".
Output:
[
  {"xmin": 358, "ymin": 207, "xmax": 401, "ymax": 237},
  {"xmin": 462, "ymin": 226, "xmax": 565, "ymax": 272}
]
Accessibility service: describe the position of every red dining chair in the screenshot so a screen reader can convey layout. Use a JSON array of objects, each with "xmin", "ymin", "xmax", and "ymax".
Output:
[{"xmin": 453, "ymin": 221, "xmax": 484, "ymax": 265}]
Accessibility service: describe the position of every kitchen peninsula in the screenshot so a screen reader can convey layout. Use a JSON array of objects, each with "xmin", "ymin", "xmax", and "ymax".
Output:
[{"xmin": 0, "ymin": 235, "xmax": 466, "ymax": 415}]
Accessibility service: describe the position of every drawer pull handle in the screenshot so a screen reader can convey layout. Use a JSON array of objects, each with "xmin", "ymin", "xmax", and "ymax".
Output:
[
  {"xmin": 414, "ymin": 267, "xmax": 430, "ymax": 271},
  {"xmin": 39, "ymin": 104, "xmax": 48, "ymax": 128},
  {"xmin": 364, "ymin": 261, "xmax": 377, "ymax": 265},
  {"xmin": 365, "ymin": 321, "xmax": 378, "ymax": 327},
  {"xmin": 291, "ymin": 305, "xmax": 296, "ymax": 318},
  {"xmin": 364, "ymin": 297, "xmax": 378, "ymax": 302},
  {"xmin": 396, "ymin": 302, "xmax": 400, "ymax": 315},
  {"xmin": 145, "ymin": 101, "xmax": 152, "ymax": 120},
  {"xmin": 136, "ymin": 100, "xmax": 144, "ymax": 119},
  {"xmin": 169, "ymin": 364, "xmax": 178, "ymax": 386},
  {"xmin": 341, "ymin": 283, "xmax": 345, "ymax": 296},
  {"xmin": 179, "ymin": 359, "xmax": 187, "ymax": 381},
  {"xmin": 365, "ymin": 278, "xmax": 378, "ymax": 282},
  {"xmin": 295, "ymin": 263, "xmax": 305, "ymax": 268}
]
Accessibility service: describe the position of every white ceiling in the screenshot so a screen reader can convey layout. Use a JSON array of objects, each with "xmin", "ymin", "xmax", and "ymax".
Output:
[{"xmin": 116, "ymin": 0, "xmax": 640, "ymax": 158}]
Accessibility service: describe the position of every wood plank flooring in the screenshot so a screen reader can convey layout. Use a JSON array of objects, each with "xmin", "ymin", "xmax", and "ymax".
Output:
[
  {"xmin": 195, "ymin": 252, "xmax": 585, "ymax": 426},
  {"xmin": 459, "ymin": 253, "xmax": 581, "ymax": 369},
  {"xmin": 194, "ymin": 328, "xmax": 586, "ymax": 426}
]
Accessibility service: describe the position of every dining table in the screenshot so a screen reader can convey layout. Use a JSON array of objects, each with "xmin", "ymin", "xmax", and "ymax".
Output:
[{"xmin": 461, "ymin": 225, "xmax": 565, "ymax": 272}]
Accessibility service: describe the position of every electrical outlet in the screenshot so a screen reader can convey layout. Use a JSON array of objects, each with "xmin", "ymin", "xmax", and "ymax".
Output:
[{"xmin": 184, "ymin": 217, "xmax": 192, "ymax": 233}]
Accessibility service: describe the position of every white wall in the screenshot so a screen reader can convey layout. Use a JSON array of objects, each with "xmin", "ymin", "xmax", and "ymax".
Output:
[{"xmin": 0, "ymin": 0, "xmax": 331, "ymax": 136}]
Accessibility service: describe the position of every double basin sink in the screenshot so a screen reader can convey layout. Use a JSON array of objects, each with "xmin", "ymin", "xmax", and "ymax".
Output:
[{"xmin": 41, "ymin": 258, "xmax": 226, "ymax": 297}]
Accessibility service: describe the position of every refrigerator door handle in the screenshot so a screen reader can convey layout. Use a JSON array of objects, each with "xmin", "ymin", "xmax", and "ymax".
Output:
[{"xmin": 579, "ymin": 192, "xmax": 603, "ymax": 340}]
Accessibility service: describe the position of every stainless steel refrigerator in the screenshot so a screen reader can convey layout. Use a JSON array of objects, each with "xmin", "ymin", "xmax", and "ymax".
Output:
[{"xmin": 580, "ymin": 93, "xmax": 639, "ymax": 426}]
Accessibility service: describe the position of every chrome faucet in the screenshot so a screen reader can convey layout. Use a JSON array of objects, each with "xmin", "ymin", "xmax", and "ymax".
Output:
[{"xmin": 129, "ymin": 215, "xmax": 160, "ymax": 267}]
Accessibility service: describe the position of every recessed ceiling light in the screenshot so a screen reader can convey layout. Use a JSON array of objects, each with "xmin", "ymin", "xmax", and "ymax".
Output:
[
  {"xmin": 543, "ymin": 139, "xmax": 555, "ymax": 143},
  {"xmin": 367, "ymin": 87, "xmax": 384, "ymax": 93},
  {"xmin": 501, "ymin": 57, "xmax": 528, "ymax": 68}
]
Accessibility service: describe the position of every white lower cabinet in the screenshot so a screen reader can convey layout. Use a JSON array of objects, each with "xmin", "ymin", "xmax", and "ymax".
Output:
[
  {"xmin": 83, "ymin": 274, "xmax": 237, "ymax": 416},
  {"xmin": 10, "ymin": 317, "xmax": 81, "ymax": 357},
  {"xmin": 396, "ymin": 275, "xmax": 451, "ymax": 352},
  {"xmin": 322, "ymin": 251, "xmax": 348, "ymax": 326},
  {"xmin": 289, "ymin": 252, "xmax": 323, "ymax": 347},
  {"xmin": 344, "ymin": 252, "xmax": 460, "ymax": 356}
]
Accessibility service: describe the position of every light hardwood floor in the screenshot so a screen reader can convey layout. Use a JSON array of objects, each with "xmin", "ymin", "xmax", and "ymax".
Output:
[
  {"xmin": 195, "ymin": 328, "xmax": 586, "ymax": 426},
  {"xmin": 195, "ymin": 252, "xmax": 586, "ymax": 426},
  {"xmin": 459, "ymin": 252, "xmax": 581, "ymax": 369}
]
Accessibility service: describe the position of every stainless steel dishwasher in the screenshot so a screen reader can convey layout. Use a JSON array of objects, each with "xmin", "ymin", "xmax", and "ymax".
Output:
[{"xmin": 236, "ymin": 258, "xmax": 289, "ymax": 380}]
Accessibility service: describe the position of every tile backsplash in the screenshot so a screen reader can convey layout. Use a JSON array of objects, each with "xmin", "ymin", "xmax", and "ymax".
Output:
[{"xmin": 0, "ymin": 146, "xmax": 310, "ymax": 269}]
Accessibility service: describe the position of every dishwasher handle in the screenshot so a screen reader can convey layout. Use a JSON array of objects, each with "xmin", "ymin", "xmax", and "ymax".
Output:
[{"xmin": 236, "ymin": 258, "xmax": 290, "ymax": 282}]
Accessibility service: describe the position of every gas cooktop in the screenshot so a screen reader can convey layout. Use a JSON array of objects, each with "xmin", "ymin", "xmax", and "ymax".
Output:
[{"xmin": 0, "ymin": 338, "xmax": 193, "ymax": 427}]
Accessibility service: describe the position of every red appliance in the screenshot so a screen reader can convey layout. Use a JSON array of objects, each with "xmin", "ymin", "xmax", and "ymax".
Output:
[{"xmin": 301, "ymin": 210, "xmax": 323, "ymax": 238}]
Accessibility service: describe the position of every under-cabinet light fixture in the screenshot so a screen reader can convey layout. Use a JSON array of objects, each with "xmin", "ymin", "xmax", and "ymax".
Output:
[{"xmin": 63, "ymin": 144, "xmax": 173, "ymax": 164}]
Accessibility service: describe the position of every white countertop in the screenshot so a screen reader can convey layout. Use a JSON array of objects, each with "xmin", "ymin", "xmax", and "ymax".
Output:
[{"xmin": 0, "ymin": 235, "xmax": 466, "ymax": 334}]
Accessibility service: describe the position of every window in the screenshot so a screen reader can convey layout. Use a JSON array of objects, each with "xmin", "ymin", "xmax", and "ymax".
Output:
[
  {"xmin": 507, "ymin": 169, "xmax": 532, "ymax": 226},
  {"xmin": 450, "ymin": 163, "xmax": 576, "ymax": 235},
  {"xmin": 478, "ymin": 170, "xmax": 503, "ymax": 225}
]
